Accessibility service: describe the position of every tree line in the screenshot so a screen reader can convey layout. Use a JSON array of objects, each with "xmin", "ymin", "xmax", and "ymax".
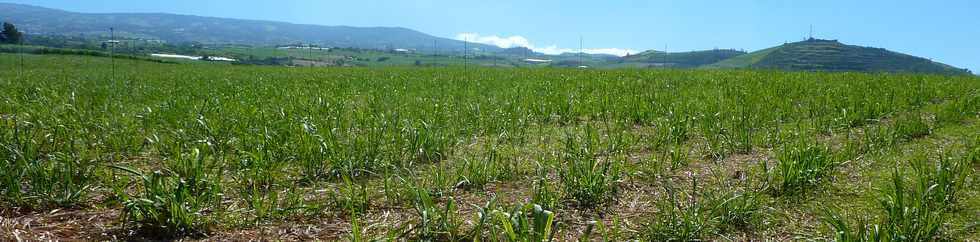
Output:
[{"xmin": 1, "ymin": 22, "xmax": 23, "ymax": 44}]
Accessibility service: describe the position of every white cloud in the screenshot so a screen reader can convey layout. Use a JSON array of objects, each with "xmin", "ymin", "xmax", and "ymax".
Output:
[
  {"xmin": 455, "ymin": 33, "xmax": 531, "ymax": 49},
  {"xmin": 455, "ymin": 33, "xmax": 636, "ymax": 57},
  {"xmin": 580, "ymin": 48, "xmax": 636, "ymax": 57}
]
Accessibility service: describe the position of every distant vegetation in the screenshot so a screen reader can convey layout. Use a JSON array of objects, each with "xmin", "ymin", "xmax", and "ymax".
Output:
[
  {"xmin": 4, "ymin": 29, "xmax": 973, "ymax": 74},
  {"xmin": 0, "ymin": 44, "xmax": 173, "ymax": 63},
  {"xmin": 623, "ymin": 49, "xmax": 746, "ymax": 68}
]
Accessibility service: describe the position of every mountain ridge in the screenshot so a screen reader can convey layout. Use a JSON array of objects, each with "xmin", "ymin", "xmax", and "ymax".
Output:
[{"xmin": 0, "ymin": 2, "xmax": 500, "ymax": 52}]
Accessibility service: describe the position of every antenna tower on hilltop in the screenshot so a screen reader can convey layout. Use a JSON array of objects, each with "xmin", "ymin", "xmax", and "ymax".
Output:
[{"xmin": 579, "ymin": 36, "xmax": 584, "ymax": 67}]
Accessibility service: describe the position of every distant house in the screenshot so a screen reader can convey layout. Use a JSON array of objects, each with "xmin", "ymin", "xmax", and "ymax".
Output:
[
  {"xmin": 101, "ymin": 40, "xmax": 121, "ymax": 49},
  {"xmin": 393, "ymin": 48, "xmax": 410, "ymax": 53},
  {"xmin": 151, "ymin": 53, "xmax": 237, "ymax": 62},
  {"xmin": 277, "ymin": 46, "xmax": 329, "ymax": 50},
  {"xmin": 524, "ymin": 58, "xmax": 552, "ymax": 63}
]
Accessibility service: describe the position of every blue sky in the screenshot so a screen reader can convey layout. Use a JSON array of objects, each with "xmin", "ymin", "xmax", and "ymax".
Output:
[{"xmin": 5, "ymin": 0, "xmax": 980, "ymax": 71}]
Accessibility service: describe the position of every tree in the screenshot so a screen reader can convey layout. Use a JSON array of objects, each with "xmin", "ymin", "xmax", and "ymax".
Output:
[{"xmin": 1, "ymin": 22, "xmax": 23, "ymax": 44}]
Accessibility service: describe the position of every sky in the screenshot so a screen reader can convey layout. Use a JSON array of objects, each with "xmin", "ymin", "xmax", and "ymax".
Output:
[{"xmin": 5, "ymin": 0, "xmax": 980, "ymax": 71}]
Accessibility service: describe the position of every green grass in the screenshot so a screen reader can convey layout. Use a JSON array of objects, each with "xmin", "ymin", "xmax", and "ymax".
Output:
[{"xmin": 1, "ymin": 53, "xmax": 978, "ymax": 240}]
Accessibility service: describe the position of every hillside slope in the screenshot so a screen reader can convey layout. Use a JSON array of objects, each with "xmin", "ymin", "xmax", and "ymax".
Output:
[
  {"xmin": 0, "ymin": 3, "xmax": 499, "ymax": 52},
  {"xmin": 703, "ymin": 47, "xmax": 779, "ymax": 69},
  {"xmin": 706, "ymin": 39, "xmax": 970, "ymax": 75},
  {"xmin": 622, "ymin": 49, "xmax": 746, "ymax": 68}
]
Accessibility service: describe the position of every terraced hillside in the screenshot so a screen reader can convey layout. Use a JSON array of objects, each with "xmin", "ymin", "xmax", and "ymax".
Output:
[{"xmin": 707, "ymin": 39, "xmax": 971, "ymax": 75}]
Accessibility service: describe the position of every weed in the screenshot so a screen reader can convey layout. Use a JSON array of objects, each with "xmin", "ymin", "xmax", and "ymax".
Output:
[
  {"xmin": 455, "ymin": 148, "xmax": 503, "ymax": 191},
  {"xmin": 822, "ymin": 210, "xmax": 882, "ymax": 242},
  {"xmin": 579, "ymin": 218, "xmax": 623, "ymax": 242},
  {"xmin": 558, "ymin": 155, "xmax": 621, "ymax": 209},
  {"xmin": 328, "ymin": 175, "xmax": 370, "ymax": 216},
  {"xmin": 644, "ymin": 177, "xmax": 714, "ymax": 241},
  {"xmin": 407, "ymin": 182, "xmax": 461, "ymax": 241},
  {"xmin": 20, "ymin": 153, "xmax": 97, "ymax": 208},
  {"xmin": 892, "ymin": 113, "xmax": 931, "ymax": 141},
  {"xmin": 531, "ymin": 176, "xmax": 560, "ymax": 211},
  {"xmin": 766, "ymin": 140, "xmax": 836, "ymax": 195},
  {"xmin": 935, "ymin": 92, "xmax": 980, "ymax": 124},
  {"xmin": 711, "ymin": 191, "xmax": 764, "ymax": 233},
  {"xmin": 823, "ymin": 167, "xmax": 947, "ymax": 241},
  {"xmin": 661, "ymin": 145, "xmax": 690, "ymax": 171},
  {"xmin": 111, "ymin": 165, "xmax": 217, "ymax": 236},
  {"xmin": 492, "ymin": 204, "xmax": 556, "ymax": 242},
  {"xmin": 909, "ymin": 151, "xmax": 968, "ymax": 209},
  {"xmin": 0, "ymin": 119, "xmax": 98, "ymax": 208}
]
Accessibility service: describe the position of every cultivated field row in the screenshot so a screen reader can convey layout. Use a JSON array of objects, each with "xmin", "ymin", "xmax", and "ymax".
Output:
[{"xmin": 1, "ymin": 54, "xmax": 978, "ymax": 241}]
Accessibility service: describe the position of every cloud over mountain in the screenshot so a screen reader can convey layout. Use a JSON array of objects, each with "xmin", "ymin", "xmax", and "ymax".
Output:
[{"xmin": 456, "ymin": 33, "xmax": 635, "ymax": 56}]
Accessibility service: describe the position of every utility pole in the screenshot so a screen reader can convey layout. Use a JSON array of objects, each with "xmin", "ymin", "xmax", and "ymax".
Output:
[
  {"xmin": 523, "ymin": 47, "xmax": 528, "ymax": 68},
  {"xmin": 809, "ymin": 25, "xmax": 814, "ymax": 40},
  {"xmin": 136, "ymin": 39, "xmax": 143, "ymax": 79},
  {"xmin": 433, "ymin": 40, "xmax": 437, "ymax": 66},
  {"xmin": 110, "ymin": 27, "xmax": 115, "ymax": 82},
  {"xmin": 663, "ymin": 44, "xmax": 668, "ymax": 68},
  {"xmin": 275, "ymin": 44, "xmax": 281, "ymax": 64},
  {"xmin": 63, "ymin": 37, "xmax": 69, "ymax": 88},
  {"xmin": 131, "ymin": 39, "xmax": 136, "ymax": 83},
  {"xmin": 579, "ymin": 36, "xmax": 584, "ymax": 67},
  {"xmin": 463, "ymin": 37, "xmax": 468, "ymax": 70},
  {"xmin": 18, "ymin": 27, "xmax": 25, "ymax": 77}
]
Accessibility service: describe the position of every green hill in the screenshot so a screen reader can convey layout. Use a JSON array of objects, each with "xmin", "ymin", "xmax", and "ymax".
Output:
[
  {"xmin": 621, "ymin": 49, "xmax": 746, "ymax": 68},
  {"xmin": 703, "ymin": 47, "xmax": 779, "ymax": 69},
  {"xmin": 706, "ymin": 39, "xmax": 970, "ymax": 75}
]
